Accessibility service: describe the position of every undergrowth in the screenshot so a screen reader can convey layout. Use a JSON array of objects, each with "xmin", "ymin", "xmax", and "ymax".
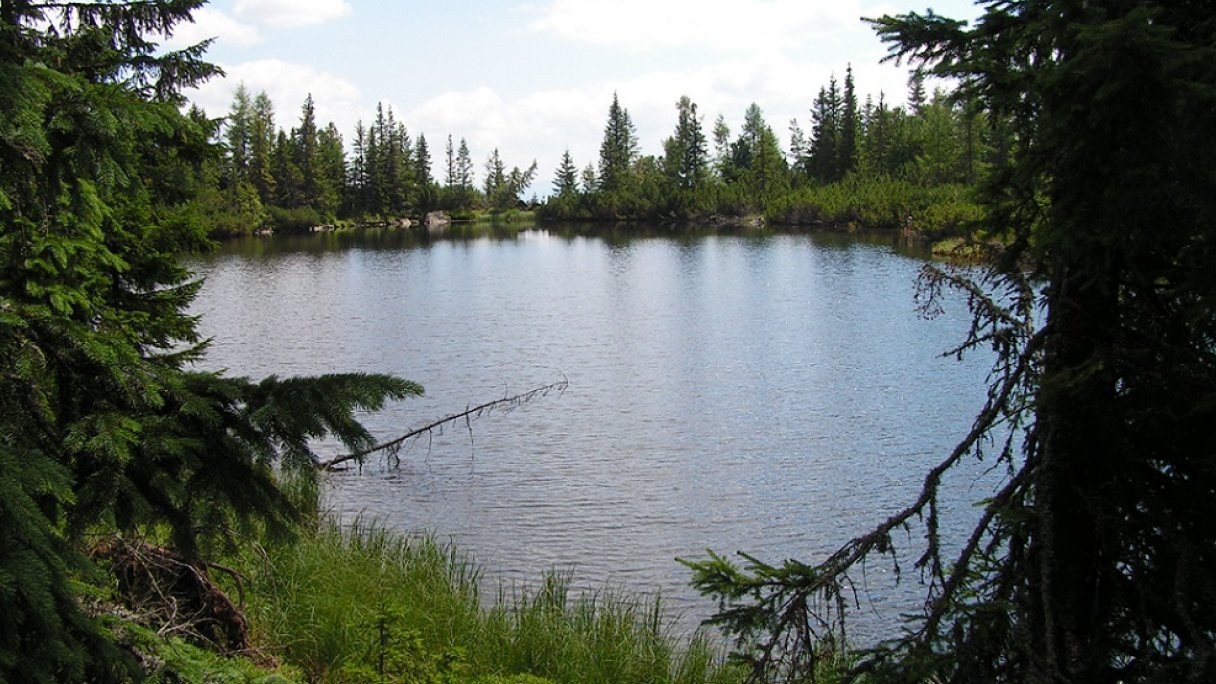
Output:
[{"xmin": 237, "ymin": 520, "xmax": 744, "ymax": 684}]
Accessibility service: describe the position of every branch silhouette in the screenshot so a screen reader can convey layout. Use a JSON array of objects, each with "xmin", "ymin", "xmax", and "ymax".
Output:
[{"xmin": 319, "ymin": 377, "xmax": 569, "ymax": 471}]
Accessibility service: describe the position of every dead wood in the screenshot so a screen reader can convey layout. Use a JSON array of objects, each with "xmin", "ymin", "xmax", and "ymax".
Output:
[
  {"xmin": 319, "ymin": 377, "xmax": 568, "ymax": 471},
  {"xmin": 92, "ymin": 536, "xmax": 250, "ymax": 654}
]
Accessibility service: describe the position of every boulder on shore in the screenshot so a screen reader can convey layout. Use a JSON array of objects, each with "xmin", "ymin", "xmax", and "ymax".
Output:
[{"xmin": 425, "ymin": 211, "xmax": 450, "ymax": 231}]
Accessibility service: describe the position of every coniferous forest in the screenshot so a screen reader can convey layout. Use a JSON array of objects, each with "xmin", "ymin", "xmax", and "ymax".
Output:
[
  {"xmin": 2, "ymin": 0, "xmax": 1215, "ymax": 683},
  {"xmin": 204, "ymin": 67, "xmax": 985, "ymax": 236}
]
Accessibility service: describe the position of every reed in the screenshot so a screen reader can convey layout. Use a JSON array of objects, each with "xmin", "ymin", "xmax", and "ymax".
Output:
[{"xmin": 243, "ymin": 519, "xmax": 743, "ymax": 684}]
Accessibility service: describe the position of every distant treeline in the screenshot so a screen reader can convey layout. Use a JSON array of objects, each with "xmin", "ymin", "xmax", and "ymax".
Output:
[{"xmin": 201, "ymin": 67, "xmax": 988, "ymax": 236}]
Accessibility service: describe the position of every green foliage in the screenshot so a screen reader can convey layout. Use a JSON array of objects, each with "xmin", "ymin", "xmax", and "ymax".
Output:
[
  {"xmin": 598, "ymin": 93, "xmax": 640, "ymax": 194},
  {"xmin": 112, "ymin": 619, "xmax": 304, "ymax": 684},
  {"xmin": 689, "ymin": 1, "xmax": 1216, "ymax": 682},
  {"xmin": 245, "ymin": 522, "xmax": 742, "ymax": 684},
  {"xmin": 0, "ymin": 3, "xmax": 424, "ymax": 680},
  {"xmin": 266, "ymin": 204, "xmax": 325, "ymax": 232}
]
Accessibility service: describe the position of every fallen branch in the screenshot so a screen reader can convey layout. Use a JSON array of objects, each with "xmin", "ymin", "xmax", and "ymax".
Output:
[{"xmin": 318, "ymin": 377, "xmax": 569, "ymax": 471}]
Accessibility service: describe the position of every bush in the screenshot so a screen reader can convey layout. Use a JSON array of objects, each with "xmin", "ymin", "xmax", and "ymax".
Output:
[{"xmin": 267, "ymin": 205, "xmax": 326, "ymax": 233}]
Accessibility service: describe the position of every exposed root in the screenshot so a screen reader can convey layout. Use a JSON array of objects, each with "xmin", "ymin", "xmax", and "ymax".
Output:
[{"xmin": 91, "ymin": 536, "xmax": 250, "ymax": 654}]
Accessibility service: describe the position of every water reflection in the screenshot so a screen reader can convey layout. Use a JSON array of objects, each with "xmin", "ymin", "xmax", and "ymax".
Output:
[{"xmin": 189, "ymin": 225, "xmax": 994, "ymax": 639}]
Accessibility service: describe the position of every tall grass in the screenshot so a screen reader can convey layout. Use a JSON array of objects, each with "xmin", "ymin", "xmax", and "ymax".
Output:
[{"xmin": 243, "ymin": 520, "xmax": 743, "ymax": 684}]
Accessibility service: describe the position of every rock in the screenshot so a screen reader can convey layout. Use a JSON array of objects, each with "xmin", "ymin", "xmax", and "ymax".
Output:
[{"xmin": 425, "ymin": 211, "xmax": 450, "ymax": 231}]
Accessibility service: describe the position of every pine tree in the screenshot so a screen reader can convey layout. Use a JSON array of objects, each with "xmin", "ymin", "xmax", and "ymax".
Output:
[
  {"xmin": 553, "ymin": 149, "xmax": 579, "ymax": 197},
  {"xmin": 598, "ymin": 92, "xmax": 639, "ymax": 193},
  {"xmin": 317, "ymin": 122, "xmax": 346, "ymax": 217},
  {"xmin": 732, "ymin": 103, "xmax": 788, "ymax": 204},
  {"xmin": 225, "ymin": 83, "xmax": 253, "ymax": 184},
  {"xmin": 839, "ymin": 64, "xmax": 860, "ymax": 177},
  {"xmin": 444, "ymin": 134, "xmax": 457, "ymax": 188},
  {"xmin": 712, "ymin": 114, "xmax": 733, "ymax": 179},
  {"xmin": 809, "ymin": 77, "xmax": 842, "ymax": 181},
  {"xmin": 272, "ymin": 129, "xmax": 303, "ymax": 208},
  {"xmin": 414, "ymin": 133, "xmax": 435, "ymax": 211},
  {"xmin": 455, "ymin": 137, "xmax": 474, "ymax": 190},
  {"xmin": 250, "ymin": 90, "xmax": 277, "ymax": 205},
  {"xmin": 294, "ymin": 93, "xmax": 324, "ymax": 210},
  {"xmin": 581, "ymin": 163, "xmax": 598, "ymax": 194},
  {"xmin": 0, "ymin": 5, "xmax": 422, "ymax": 679},
  {"xmin": 661, "ymin": 95, "xmax": 708, "ymax": 193},
  {"xmin": 350, "ymin": 120, "xmax": 372, "ymax": 215},
  {"xmin": 688, "ymin": 2, "xmax": 1216, "ymax": 681},
  {"xmin": 484, "ymin": 148, "xmax": 507, "ymax": 203},
  {"xmin": 907, "ymin": 68, "xmax": 927, "ymax": 115},
  {"xmin": 788, "ymin": 118, "xmax": 808, "ymax": 175}
]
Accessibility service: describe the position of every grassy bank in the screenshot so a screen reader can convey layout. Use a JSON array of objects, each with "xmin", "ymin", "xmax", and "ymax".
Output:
[{"xmin": 213, "ymin": 520, "xmax": 742, "ymax": 684}]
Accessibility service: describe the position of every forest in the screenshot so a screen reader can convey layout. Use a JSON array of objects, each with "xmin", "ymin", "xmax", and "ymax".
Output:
[
  {"xmin": 205, "ymin": 68, "xmax": 983, "ymax": 236},
  {"xmin": 2, "ymin": 0, "xmax": 1214, "ymax": 682}
]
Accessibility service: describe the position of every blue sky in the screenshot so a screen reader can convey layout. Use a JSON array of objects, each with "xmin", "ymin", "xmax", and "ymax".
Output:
[{"xmin": 175, "ymin": 0, "xmax": 981, "ymax": 197}]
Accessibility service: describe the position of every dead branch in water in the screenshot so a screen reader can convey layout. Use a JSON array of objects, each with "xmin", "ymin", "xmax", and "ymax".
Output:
[{"xmin": 318, "ymin": 377, "xmax": 569, "ymax": 471}]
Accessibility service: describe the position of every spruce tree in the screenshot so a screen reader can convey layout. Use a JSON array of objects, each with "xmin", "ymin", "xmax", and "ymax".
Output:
[
  {"xmin": 0, "ymin": 3, "xmax": 422, "ymax": 680},
  {"xmin": 809, "ymin": 77, "xmax": 842, "ymax": 181},
  {"xmin": 250, "ymin": 90, "xmax": 278, "ymax": 204},
  {"xmin": 597, "ymin": 92, "xmax": 639, "ymax": 193},
  {"xmin": 553, "ymin": 149, "xmax": 579, "ymax": 197},
  {"xmin": 414, "ymin": 133, "xmax": 435, "ymax": 212},
  {"xmin": 839, "ymin": 65, "xmax": 859, "ymax": 178},
  {"xmin": 686, "ymin": 2, "xmax": 1216, "ymax": 681},
  {"xmin": 662, "ymin": 95, "xmax": 709, "ymax": 193}
]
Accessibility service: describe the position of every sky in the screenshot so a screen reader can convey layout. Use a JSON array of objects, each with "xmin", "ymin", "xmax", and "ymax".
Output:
[{"xmin": 173, "ymin": 0, "xmax": 982, "ymax": 198}]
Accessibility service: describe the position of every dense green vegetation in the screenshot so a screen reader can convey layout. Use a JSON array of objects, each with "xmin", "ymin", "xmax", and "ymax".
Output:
[
  {"xmin": 4, "ymin": 0, "xmax": 1213, "ymax": 682},
  {"xmin": 234, "ymin": 521, "xmax": 741, "ymax": 684},
  {"xmin": 0, "ymin": 3, "xmax": 744, "ymax": 683},
  {"xmin": 684, "ymin": 1, "xmax": 1216, "ymax": 682},
  {"xmin": 204, "ymin": 63, "xmax": 986, "ymax": 236},
  {"xmin": 0, "ymin": 1, "xmax": 423, "ymax": 680},
  {"xmin": 542, "ymin": 72, "xmax": 985, "ymax": 229}
]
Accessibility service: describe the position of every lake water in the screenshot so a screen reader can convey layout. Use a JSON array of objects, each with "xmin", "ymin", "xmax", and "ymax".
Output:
[{"xmin": 187, "ymin": 225, "xmax": 1000, "ymax": 638}]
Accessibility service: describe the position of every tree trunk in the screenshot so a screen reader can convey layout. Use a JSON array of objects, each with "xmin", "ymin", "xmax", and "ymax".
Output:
[{"xmin": 1031, "ymin": 262, "xmax": 1122, "ymax": 682}]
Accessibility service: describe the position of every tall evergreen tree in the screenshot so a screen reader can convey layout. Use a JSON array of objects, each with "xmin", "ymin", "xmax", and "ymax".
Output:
[
  {"xmin": 907, "ymin": 68, "xmax": 928, "ymax": 115},
  {"xmin": 732, "ymin": 103, "xmax": 788, "ymax": 204},
  {"xmin": 661, "ymin": 95, "xmax": 709, "ymax": 192},
  {"xmin": 316, "ymin": 122, "xmax": 346, "ymax": 216},
  {"xmin": 788, "ymin": 118, "xmax": 809, "ymax": 175},
  {"xmin": 414, "ymin": 133, "xmax": 435, "ymax": 211},
  {"xmin": 293, "ymin": 93, "xmax": 324, "ymax": 210},
  {"xmin": 249, "ymin": 90, "xmax": 277, "ymax": 204},
  {"xmin": 687, "ymin": 2, "xmax": 1216, "ymax": 681},
  {"xmin": 839, "ymin": 64, "xmax": 860, "ymax": 177},
  {"xmin": 553, "ymin": 149, "xmax": 579, "ymax": 197},
  {"xmin": 272, "ymin": 129, "xmax": 302, "ymax": 208},
  {"xmin": 597, "ymin": 92, "xmax": 639, "ymax": 193},
  {"xmin": 809, "ymin": 76, "xmax": 842, "ymax": 181},
  {"xmin": 455, "ymin": 137, "xmax": 474, "ymax": 191},
  {"xmin": 444, "ymin": 134, "xmax": 457, "ymax": 188},
  {"xmin": 712, "ymin": 114, "xmax": 733, "ymax": 179},
  {"xmin": 349, "ymin": 120, "xmax": 371, "ymax": 215},
  {"xmin": 225, "ymin": 83, "xmax": 253, "ymax": 184},
  {"xmin": 0, "ymin": 2, "xmax": 421, "ymax": 680}
]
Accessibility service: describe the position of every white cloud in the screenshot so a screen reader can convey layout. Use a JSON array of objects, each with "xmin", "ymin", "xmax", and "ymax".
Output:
[
  {"xmin": 234, "ymin": 0, "xmax": 352, "ymax": 28},
  {"xmin": 530, "ymin": 0, "xmax": 862, "ymax": 50},
  {"xmin": 159, "ymin": 8, "xmax": 261, "ymax": 50},
  {"xmin": 187, "ymin": 59, "xmax": 363, "ymax": 134},
  {"xmin": 401, "ymin": 42, "xmax": 922, "ymax": 199}
]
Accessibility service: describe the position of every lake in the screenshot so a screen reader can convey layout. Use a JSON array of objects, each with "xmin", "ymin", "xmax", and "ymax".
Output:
[{"xmin": 187, "ymin": 224, "xmax": 999, "ymax": 638}]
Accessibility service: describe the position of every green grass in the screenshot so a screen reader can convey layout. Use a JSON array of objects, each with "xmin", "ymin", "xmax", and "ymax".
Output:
[{"xmin": 240, "ymin": 520, "xmax": 744, "ymax": 684}]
